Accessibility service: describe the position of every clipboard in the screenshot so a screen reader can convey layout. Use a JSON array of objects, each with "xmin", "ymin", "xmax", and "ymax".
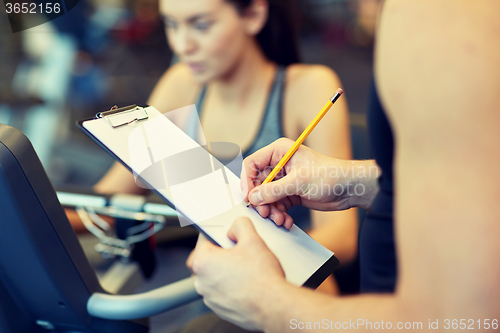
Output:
[
  {"xmin": 78, "ymin": 105, "xmax": 339, "ymax": 289},
  {"xmin": 96, "ymin": 104, "xmax": 149, "ymax": 128}
]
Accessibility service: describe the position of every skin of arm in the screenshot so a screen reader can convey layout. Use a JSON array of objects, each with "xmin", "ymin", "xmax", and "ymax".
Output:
[{"xmin": 191, "ymin": 0, "xmax": 500, "ymax": 331}]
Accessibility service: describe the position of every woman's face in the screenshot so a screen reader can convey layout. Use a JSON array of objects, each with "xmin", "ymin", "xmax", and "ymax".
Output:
[{"xmin": 160, "ymin": 0, "xmax": 254, "ymax": 83}]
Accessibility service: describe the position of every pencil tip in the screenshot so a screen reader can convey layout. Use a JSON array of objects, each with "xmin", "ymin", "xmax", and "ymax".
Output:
[{"xmin": 336, "ymin": 88, "xmax": 344, "ymax": 95}]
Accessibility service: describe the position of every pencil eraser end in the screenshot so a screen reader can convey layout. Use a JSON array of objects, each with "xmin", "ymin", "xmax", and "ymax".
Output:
[{"xmin": 336, "ymin": 88, "xmax": 344, "ymax": 95}]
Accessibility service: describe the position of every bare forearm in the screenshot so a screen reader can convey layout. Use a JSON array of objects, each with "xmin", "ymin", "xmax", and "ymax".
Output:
[
  {"xmin": 335, "ymin": 159, "xmax": 380, "ymax": 210},
  {"xmin": 257, "ymin": 283, "xmax": 409, "ymax": 333}
]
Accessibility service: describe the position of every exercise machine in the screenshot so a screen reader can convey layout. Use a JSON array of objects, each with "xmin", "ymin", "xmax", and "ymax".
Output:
[{"xmin": 0, "ymin": 124, "xmax": 200, "ymax": 332}]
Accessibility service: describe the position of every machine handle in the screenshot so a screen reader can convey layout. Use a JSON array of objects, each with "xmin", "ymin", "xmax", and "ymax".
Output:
[{"xmin": 87, "ymin": 276, "xmax": 200, "ymax": 320}]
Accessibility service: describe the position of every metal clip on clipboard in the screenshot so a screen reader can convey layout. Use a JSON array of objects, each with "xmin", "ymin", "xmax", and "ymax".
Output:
[{"xmin": 96, "ymin": 105, "xmax": 149, "ymax": 128}]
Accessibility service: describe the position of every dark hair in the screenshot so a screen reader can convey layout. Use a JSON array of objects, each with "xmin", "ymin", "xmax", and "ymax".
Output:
[{"xmin": 227, "ymin": 0, "xmax": 300, "ymax": 66}]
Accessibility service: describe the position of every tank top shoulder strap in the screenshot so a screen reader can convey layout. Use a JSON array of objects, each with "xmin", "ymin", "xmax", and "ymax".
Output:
[
  {"xmin": 187, "ymin": 66, "xmax": 287, "ymax": 154},
  {"xmin": 183, "ymin": 86, "xmax": 207, "ymax": 141},
  {"xmin": 195, "ymin": 85, "xmax": 208, "ymax": 114},
  {"xmin": 243, "ymin": 65, "xmax": 287, "ymax": 157}
]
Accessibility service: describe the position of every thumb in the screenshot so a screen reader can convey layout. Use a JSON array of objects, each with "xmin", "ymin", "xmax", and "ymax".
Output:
[
  {"xmin": 227, "ymin": 217, "xmax": 261, "ymax": 244},
  {"xmin": 247, "ymin": 174, "xmax": 301, "ymax": 206}
]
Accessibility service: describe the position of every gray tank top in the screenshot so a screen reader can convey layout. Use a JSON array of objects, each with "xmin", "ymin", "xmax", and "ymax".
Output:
[
  {"xmin": 187, "ymin": 65, "xmax": 311, "ymax": 229},
  {"xmin": 188, "ymin": 66, "xmax": 286, "ymax": 158}
]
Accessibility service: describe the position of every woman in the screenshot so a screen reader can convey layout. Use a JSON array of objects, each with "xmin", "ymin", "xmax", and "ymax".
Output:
[{"xmin": 89, "ymin": 0, "xmax": 357, "ymax": 293}]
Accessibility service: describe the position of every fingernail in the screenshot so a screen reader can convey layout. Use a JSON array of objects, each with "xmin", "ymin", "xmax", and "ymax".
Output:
[
  {"xmin": 270, "ymin": 214, "xmax": 275, "ymax": 221},
  {"xmin": 249, "ymin": 190, "xmax": 263, "ymax": 205}
]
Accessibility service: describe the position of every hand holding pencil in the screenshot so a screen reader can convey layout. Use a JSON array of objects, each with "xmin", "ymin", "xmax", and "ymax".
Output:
[
  {"xmin": 241, "ymin": 89, "xmax": 346, "ymax": 229},
  {"xmin": 261, "ymin": 88, "xmax": 343, "ymax": 186}
]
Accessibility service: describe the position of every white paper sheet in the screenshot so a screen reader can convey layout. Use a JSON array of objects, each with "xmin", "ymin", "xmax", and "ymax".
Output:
[{"xmin": 82, "ymin": 106, "xmax": 335, "ymax": 286}]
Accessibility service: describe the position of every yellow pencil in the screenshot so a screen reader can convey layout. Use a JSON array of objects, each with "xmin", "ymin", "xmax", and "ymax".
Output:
[{"xmin": 262, "ymin": 88, "xmax": 344, "ymax": 186}]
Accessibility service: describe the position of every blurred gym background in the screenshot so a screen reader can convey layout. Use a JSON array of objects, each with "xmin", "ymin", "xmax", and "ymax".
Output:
[
  {"xmin": 0, "ymin": 0, "xmax": 379, "ymax": 186},
  {"xmin": 0, "ymin": 1, "xmax": 381, "ymax": 332}
]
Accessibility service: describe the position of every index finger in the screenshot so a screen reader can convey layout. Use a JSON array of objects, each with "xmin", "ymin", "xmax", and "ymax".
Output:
[
  {"xmin": 192, "ymin": 233, "xmax": 220, "ymax": 260},
  {"xmin": 240, "ymin": 138, "xmax": 294, "ymax": 201},
  {"xmin": 190, "ymin": 233, "xmax": 222, "ymax": 273},
  {"xmin": 196, "ymin": 233, "xmax": 217, "ymax": 250}
]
